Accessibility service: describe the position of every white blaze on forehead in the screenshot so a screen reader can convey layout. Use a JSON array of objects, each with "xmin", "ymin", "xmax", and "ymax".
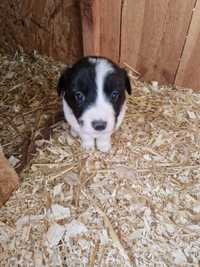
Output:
[
  {"xmin": 88, "ymin": 57, "xmax": 97, "ymax": 64},
  {"xmin": 95, "ymin": 59, "xmax": 114, "ymax": 98}
]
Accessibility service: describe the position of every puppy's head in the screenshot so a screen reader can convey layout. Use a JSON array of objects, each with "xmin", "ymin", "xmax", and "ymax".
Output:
[{"xmin": 57, "ymin": 56, "xmax": 131, "ymax": 136}]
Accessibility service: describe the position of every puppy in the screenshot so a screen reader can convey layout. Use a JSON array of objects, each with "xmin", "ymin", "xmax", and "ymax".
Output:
[{"xmin": 57, "ymin": 56, "xmax": 131, "ymax": 152}]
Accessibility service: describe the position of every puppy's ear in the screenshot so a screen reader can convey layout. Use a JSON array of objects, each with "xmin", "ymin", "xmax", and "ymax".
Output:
[
  {"xmin": 57, "ymin": 67, "xmax": 72, "ymax": 97},
  {"xmin": 57, "ymin": 73, "xmax": 65, "ymax": 96},
  {"xmin": 123, "ymin": 69, "xmax": 131, "ymax": 95}
]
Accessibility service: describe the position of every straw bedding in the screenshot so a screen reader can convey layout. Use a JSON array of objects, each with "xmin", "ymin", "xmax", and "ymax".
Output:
[{"xmin": 1, "ymin": 51, "xmax": 200, "ymax": 267}]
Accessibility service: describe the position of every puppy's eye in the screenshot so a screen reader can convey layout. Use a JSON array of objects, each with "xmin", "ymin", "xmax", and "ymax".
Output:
[
  {"xmin": 74, "ymin": 91, "xmax": 85, "ymax": 104},
  {"xmin": 111, "ymin": 90, "xmax": 120, "ymax": 101}
]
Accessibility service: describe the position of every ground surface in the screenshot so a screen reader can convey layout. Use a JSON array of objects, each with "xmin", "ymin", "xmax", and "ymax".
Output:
[{"xmin": 1, "ymin": 52, "xmax": 200, "ymax": 267}]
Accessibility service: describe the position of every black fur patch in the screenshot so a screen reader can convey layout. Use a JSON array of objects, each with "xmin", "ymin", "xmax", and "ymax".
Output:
[
  {"xmin": 104, "ymin": 72, "xmax": 125, "ymax": 119},
  {"xmin": 58, "ymin": 58, "xmax": 97, "ymax": 119}
]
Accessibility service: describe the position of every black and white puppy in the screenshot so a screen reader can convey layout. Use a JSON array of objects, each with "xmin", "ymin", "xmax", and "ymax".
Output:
[{"xmin": 57, "ymin": 56, "xmax": 131, "ymax": 152}]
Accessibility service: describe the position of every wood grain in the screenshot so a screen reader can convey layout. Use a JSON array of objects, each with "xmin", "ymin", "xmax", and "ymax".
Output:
[
  {"xmin": 81, "ymin": 0, "xmax": 122, "ymax": 61},
  {"xmin": 100, "ymin": 0, "xmax": 122, "ymax": 62},
  {"xmin": 0, "ymin": 0, "xmax": 82, "ymax": 64},
  {"xmin": 175, "ymin": 0, "xmax": 200, "ymax": 90},
  {"xmin": 0, "ymin": 152, "xmax": 20, "ymax": 207},
  {"xmin": 80, "ymin": 0, "xmax": 100, "ymax": 56},
  {"xmin": 121, "ymin": 0, "xmax": 196, "ymax": 84}
]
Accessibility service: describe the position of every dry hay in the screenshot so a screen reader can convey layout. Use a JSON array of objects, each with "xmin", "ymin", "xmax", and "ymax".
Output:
[
  {"xmin": 1, "ymin": 53, "xmax": 200, "ymax": 266},
  {"xmin": 0, "ymin": 50, "xmax": 64, "ymax": 173}
]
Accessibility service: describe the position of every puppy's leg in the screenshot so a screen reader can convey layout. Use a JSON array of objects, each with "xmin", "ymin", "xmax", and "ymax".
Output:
[
  {"xmin": 70, "ymin": 128, "xmax": 78, "ymax": 138},
  {"xmin": 96, "ymin": 134, "xmax": 111, "ymax": 153},
  {"xmin": 81, "ymin": 134, "xmax": 95, "ymax": 151}
]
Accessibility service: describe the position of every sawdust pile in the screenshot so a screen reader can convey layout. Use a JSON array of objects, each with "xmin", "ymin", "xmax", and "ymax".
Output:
[{"xmin": 1, "ymin": 52, "xmax": 200, "ymax": 266}]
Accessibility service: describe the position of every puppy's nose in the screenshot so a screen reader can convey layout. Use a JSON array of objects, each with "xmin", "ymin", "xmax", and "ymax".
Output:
[{"xmin": 92, "ymin": 120, "xmax": 107, "ymax": 131}]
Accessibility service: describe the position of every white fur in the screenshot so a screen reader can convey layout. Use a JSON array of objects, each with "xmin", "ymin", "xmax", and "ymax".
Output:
[
  {"xmin": 62, "ymin": 58, "xmax": 126, "ymax": 152},
  {"xmin": 88, "ymin": 58, "xmax": 97, "ymax": 64},
  {"xmin": 96, "ymin": 134, "xmax": 111, "ymax": 152}
]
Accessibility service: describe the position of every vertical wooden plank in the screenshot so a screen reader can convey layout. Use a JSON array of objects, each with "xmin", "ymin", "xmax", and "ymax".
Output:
[
  {"xmin": 100, "ymin": 0, "xmax": 122, "ymax": 62},
  {"xmin": 121, "ymin": 0, "xmax": 196, "ymax": 84},
  {"xmin": 81, "ymin": 0, "xmax": 122, "ymax": 61},
  {"xmin": 80, "ymin": 0, "xmax": 100, "ymax": 56},
  {"xmin": 121, "ymin": 0, "xmax": 146, "ymax": 68},
  {"xmin": 175, "ymin": 0, "xmax": 200, "ymax": 90}
]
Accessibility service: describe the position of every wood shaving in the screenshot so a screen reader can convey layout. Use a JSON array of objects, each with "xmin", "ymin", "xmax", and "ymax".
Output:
[
  {"xmin": 8, "ymin": 155, "xmax": 20, "ymax": 167},
  {"xmin": 47, "ymin": 204, "xmax": 70, "ymax": 221},
  {"xmin": 45, "ymin": 223, "xmax": 65, "ymax": 248},
  {"xmin": 64, "ymin": 220, "xmax": 88, "ymax": 242}
]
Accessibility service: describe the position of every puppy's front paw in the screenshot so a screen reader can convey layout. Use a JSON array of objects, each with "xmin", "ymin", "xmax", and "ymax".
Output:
[
  {"xmin": 96, "ymin": 138, "xmax": 111, "ymax": 153},
  {"xmin": 81, "ymin": 141, "xmax": 95, "ymax": 151},
  {"xmin": 70, "ymin": 128, "xmax": 78, "ymax": 138},
  {"xmin": 81, "ymin": 135, "xmax": 95, "ymax": 151}
]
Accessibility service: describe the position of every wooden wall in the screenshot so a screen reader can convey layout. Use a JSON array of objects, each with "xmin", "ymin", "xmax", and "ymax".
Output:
[
  {"xmin": 81, "ymin": 0, "xmax": 200, "ymax": 90},
  {"xmin": 0, "ymin": 0, "xmax": 83, "ymax": 64},
  {"xmin": 175, "ymin": 0, "xmax": 200, "ymax": 90}
]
